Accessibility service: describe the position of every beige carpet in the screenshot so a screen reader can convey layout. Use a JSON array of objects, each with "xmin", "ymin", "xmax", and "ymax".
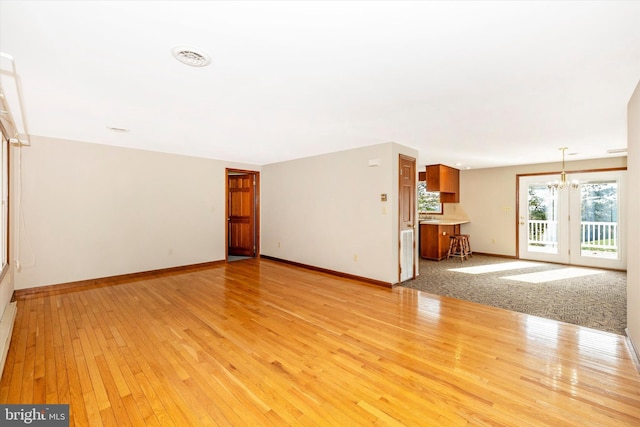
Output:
[{"xmin": 401, "ymin": 254, "xmax": 627, "ymax": 335}]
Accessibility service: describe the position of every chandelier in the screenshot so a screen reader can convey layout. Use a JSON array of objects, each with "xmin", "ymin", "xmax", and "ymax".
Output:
[{"xmin": 547, "ymin": 147, "xmax": 579, "ymax": 193}]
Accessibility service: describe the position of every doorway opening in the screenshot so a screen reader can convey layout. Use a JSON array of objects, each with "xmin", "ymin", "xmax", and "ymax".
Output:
[{"xmin": 226, "ymin": 169, "xmax": 260, "ymax": 261}]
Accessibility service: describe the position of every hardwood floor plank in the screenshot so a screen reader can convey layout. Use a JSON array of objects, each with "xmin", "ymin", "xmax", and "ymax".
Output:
[
  {"xmin": 44, "ymin": 297, "xmax": 59, "ymax": 401},
  {"xmin": 1, "ymin": 259, "xmax": 639, "ymax": 426},
  {"xmin": 82, "ymin": 390, "xmax": 104, "ymax": 427}
]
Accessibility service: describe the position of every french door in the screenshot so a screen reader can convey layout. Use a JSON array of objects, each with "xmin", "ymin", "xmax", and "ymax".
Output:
[{"xmin": 518, "ymin": 170, "xmax": 626, "ymax": 270}]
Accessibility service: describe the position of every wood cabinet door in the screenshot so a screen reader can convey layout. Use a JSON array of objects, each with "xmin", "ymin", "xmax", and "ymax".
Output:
[
  {"xmin": 427, "ymin": 164, "xmax": 460, "ymax": 203},
  {"xmin": 425, "ymin": 165, "xmax": 442, "ymax": 192},
  {"xmin": 420, "ymin": 224, "xmax": 438, "ymax": 259},
  {"xmin": 439, "ymin": 166, "xmax": 458, "ymax": 193}
]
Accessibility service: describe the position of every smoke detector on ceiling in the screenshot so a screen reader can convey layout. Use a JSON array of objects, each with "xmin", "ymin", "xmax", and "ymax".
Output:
[{"xmin": 171, "ymin": 46, "xmax": 211, "ymax": 67}]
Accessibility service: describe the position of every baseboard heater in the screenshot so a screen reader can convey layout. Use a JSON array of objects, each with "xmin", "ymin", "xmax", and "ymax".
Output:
[{"xmin": 0, "ymin": 302, "xmax": 17, "ymax": 380}]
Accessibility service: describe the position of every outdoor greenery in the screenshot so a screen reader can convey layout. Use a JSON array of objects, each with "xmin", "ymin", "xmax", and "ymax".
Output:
[
  {"xmin": 417, "ymin": 182, "xmax": 441, "ymax": 213},
  {"xmin": 582, "ymin": 238, "xmax": 616, "ymax": 253},
  {"xmin": 528, "ymin": 181, "xmax": 618, "ymax": 222},
  {"xmin": 581, "ymin": 182, "xmax": 617, "ymax": 222},
  {"xmin": 528, "ymin": 185, "xmax": 549, "ymax": 220},
  {"xmin": 527, "ymin": 181, "xmax": 619, "ymax": 248}
]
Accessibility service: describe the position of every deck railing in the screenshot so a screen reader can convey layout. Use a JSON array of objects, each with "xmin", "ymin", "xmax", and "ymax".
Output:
[
  {"xmin": 528, "ymin": 220, "xmax": 557, "ymax": 248},
  {"xmin": 527, "ymin": 220, "xmax": 618, "ymax": 252},
  {"xmin": 580, "ymin": 221, "xmax": 617, "ymax": 251}
]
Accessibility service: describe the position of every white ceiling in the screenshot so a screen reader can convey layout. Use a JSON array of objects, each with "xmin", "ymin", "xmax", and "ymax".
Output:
[{"xmin": 1, "ymin": 1, "xmax": 639, "ymax": 169}]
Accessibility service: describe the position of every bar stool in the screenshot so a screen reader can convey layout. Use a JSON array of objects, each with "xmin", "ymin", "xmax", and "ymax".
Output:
[
  {"xmin": 459, "ymin": 234, "xmax": 472, "ymax": 258},
  {"xmin": 447, "ymin": 235, "xmax": 472, "ymax": 261}
]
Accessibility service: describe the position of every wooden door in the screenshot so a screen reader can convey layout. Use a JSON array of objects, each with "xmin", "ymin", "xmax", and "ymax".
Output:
[
  {"xmin": 227, "ymin": 172, "xmax": 257, "ymax": 257},
  {"xmin": 399, "ymin": 155, "xmax": 416, "ymax": 281}
]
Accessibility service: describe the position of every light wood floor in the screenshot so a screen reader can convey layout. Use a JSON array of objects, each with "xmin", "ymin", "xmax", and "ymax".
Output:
[{"xmin": 1, "ymin": 258, "xmax": 639, "ymax": 426}]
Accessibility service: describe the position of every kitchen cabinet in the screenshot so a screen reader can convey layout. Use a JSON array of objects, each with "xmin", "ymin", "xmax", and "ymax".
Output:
[
  {"xmin": 426, "ymin": 164, "xmax": 459, "ymax": 203},
  {"xmin": 420, "ymin": 223, "xmax": 461, "ymax": 260}
]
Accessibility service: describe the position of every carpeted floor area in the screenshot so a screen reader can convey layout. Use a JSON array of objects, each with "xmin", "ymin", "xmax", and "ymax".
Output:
[{"xmin": 401, "ymin": 254, "xmax": 627, "ymax": 335}]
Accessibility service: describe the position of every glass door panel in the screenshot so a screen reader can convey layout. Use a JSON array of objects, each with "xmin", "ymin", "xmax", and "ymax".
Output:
[
  {"xmin": 519, "ymin": 170, "xmax": 626, "ymax": 270},
  {"xmin": 518, "ymin": 175, "xmax": 568, "ymax": 263},
  {"xmin": 570, "ymin": 171, "xmax": 626, "ymax": 270},
  {"xmin": 580, "ymin": 180, "xmax": 618, "ymax": 258},
  {"xmin": 527, "ymin": 183, "xmax": 558, "ymax": 254}
]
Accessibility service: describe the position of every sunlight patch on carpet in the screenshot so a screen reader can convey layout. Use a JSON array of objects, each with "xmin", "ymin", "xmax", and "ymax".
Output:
[
  {"xmin": 448, "ymin": 261, "xmax": 541, "ymax": 274},
  {"xmin": 502, "ymin": 267, "xmax": 605, "ymax": 284}
]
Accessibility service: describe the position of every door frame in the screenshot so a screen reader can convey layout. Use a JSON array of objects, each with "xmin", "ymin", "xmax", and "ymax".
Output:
[
  {"xmin": 225, "ymin": 169, "xmax": 260, "ymax": 260},
  {"xmin": 398, "ymin": 154, "xmax": 417, "ymax": 283},
  {"xmin": 516, "ymin": 167, "xmax": 627, "ymax": 268}
]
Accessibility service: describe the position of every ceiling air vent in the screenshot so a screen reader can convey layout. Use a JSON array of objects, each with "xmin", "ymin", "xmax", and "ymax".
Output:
[
  {"xmin": 607, "ymin": 148, "xmax": 627, "ymax": 154},
  {"xmin": 171, "ymin": 46, "xmax": 211, "ymax": 67}
]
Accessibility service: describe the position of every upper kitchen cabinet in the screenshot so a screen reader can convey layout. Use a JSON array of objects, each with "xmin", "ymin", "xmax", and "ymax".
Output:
[{"xmin": 426, "ymin": 164, "xmax": 459, "ymax": 203}]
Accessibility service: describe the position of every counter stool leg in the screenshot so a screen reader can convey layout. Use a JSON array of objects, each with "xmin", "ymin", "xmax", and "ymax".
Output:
[
  {"xmin": 447, "ymin": 236, "xmax": 456, "ymax": 260},
  {"xmin": 458, "ymin": 238, "xmax": 467, "ymax": 261}
]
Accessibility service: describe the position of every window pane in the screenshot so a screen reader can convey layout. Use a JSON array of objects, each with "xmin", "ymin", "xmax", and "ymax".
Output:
[
  {"xmin": 527, "ymin": 183, "xmax": 558, "ymax": 253},
  {"xmin": 417, "ymin": 182, "xmax": 442, "ymax": 214},
  {"xmin": 580, "ymin": 180, "xmax": 618, "ymax": 259}
]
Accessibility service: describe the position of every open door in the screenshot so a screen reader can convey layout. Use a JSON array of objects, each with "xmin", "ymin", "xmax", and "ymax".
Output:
[
  {"xmin": 399, "ymin": 155, "xmax": 417, "ymax": 282},
  {"xmin": 226, "ymin": 170, "xmax": 259, "ymax": 258}
]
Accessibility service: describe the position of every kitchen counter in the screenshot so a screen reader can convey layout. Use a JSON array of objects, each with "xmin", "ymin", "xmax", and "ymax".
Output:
[
  {"xmin": 419, "ymin": 220, "xmax": 469, "ymax": 260},
  {"xmin": 419, "ymin": 219, "xmax": 469, "ymax": 226}
]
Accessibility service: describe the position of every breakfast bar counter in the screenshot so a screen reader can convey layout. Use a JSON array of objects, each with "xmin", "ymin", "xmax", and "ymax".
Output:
[{"xmin": 419, "ymin": 219, "xmax": 469, "ymax": 260}]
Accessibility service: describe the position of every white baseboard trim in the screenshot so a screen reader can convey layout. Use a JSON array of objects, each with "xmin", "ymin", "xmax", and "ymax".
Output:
[
  {"xmin": 625, "ymin": 328, "xmax": 640, "ymax": 374},
  {"xmin": 0, "ymin": 301, "xmax": 17, "ymax": 380}
]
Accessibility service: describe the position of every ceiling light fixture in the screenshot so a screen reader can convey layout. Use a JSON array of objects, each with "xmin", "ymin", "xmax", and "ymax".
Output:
[
  {"xmin": 171, "ymin": 46, "xmax": 211, "ymax": 67},
  {"xmin": 547, "ymin": 147, "xmax": 579, "ymax": 193}
]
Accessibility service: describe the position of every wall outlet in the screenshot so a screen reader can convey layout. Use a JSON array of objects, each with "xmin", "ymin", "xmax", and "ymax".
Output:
[
  {"xmin": 353, "ymin": 254, "xmax": 358, "ymax": 262},
  {"xmin": 278, "ymin": 242, "xmax": 281, "ymax": 248}
]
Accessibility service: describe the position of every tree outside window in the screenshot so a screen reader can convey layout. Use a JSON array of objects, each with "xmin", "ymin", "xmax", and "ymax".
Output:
[{"xmin": 418, "ymin": 181, "xmax": 442, "ymax": 214}]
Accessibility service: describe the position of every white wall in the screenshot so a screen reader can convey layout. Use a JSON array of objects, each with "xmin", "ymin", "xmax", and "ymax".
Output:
[
  {"xmin": 627, "ymin": 82, "xmax": 640, "ymax": 352},
  {"xmin": 13, "ymin": 136, "xmax": 259, "ymax": 289},
  {"xmin": 459, "ymin": 157, "xmax": 627, "ymax": 257},
  {"xmin": 261, "ymin": 142, "xmax": 418, "ymax": 285}
]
